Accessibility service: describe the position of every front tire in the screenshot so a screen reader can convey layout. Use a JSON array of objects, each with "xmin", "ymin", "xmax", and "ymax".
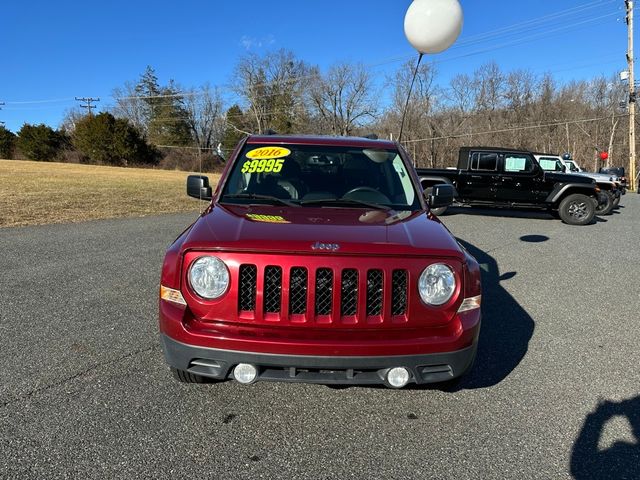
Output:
[
  {"xmin": 595, "ymin": 192, "xmax": 614, "ymax": 215},
  {"xmin": 558, "ymin": 193, "xmax": 596, "ymax": 226},
  {"xmin": 171, "ymin": 367, "xmax": 208, "ymax": 384},
  {"xmin": 613, "ymin": 195, "xmax": 621, "ymax": 208}
]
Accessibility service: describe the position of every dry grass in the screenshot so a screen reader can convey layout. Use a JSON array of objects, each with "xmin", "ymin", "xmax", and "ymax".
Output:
[{"xmin": 0, "ymin": 159, "xmax": 220, "ymax": 228}]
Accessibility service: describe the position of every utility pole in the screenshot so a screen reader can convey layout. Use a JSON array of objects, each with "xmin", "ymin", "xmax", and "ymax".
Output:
[
  {"xmin": 0, "ymin": 102, "xmax": 4, "ymax": 128},
  {"xmin": 626, "ymin": 0, "xmax": 637, "ymax": 192},
  {"xmin": 75, "ymin": 97, "xmax": 100, "ymax": 116}
]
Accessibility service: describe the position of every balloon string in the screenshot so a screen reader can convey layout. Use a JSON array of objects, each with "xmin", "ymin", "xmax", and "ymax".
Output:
[{"xmin": 398, "ymin": 52, "xmax": 424, "ymax": 145}]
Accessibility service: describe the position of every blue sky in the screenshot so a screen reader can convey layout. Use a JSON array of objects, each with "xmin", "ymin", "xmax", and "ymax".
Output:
[{"xmin": 1, "ymin": 0, "xmax": 630, "ymax": 132}]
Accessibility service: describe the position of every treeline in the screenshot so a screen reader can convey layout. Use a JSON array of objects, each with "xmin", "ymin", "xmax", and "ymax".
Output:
[{"xmin": 0, "ymin": 50, "xmax": 631, "ymax": 171}]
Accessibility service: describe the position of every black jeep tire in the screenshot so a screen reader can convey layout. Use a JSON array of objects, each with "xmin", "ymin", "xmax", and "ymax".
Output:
[
  {"xmin": 430, "ymin": 206, "xmax": 448, "ymax": 216},
  {"xmin": 613, "ymin": 195, "xmax": 621, "ymax": 208},
  {"xmin": 595, "ymin": 191, "xmax": 615, "ymax": 215},
  {"xmin": 171, "ymin": 367, "xmax": 209, "ymax": 384},
  {"xmin": 558, "ymin": 193, "xmax": 596, "ymax": 225}
]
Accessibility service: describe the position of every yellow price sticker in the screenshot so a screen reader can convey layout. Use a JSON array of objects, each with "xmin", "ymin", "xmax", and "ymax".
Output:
[
  {"xmin": 246, "ymin": 147, "xmax": 291, "ymax": 160},
  {"xmin": 241, "ymin": 158, "xmax": 285, "ymax": 174},
  {"xmin": 246, "ymin": 214, "xmax": 290, "ymax": 224}
]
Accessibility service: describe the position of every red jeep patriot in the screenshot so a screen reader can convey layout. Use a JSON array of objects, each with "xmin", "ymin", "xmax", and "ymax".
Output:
[{"xmin": 159, "ymin": 135, "xmax": 481, "ymax": 388}]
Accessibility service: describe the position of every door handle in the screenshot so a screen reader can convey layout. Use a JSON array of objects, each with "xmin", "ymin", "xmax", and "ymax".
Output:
[
  {"xmin": 502, "ymin": 176, "xmax": 513, "ymax": 181},
  {"xmin": 471, "ymin": 175, "xmax": 482, "ymax": 179}
]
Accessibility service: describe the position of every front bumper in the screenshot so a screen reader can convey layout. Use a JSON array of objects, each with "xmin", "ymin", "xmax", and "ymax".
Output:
[{"xmin": 161, "ymin": 330, "xmax": 479, "ymax": 386}]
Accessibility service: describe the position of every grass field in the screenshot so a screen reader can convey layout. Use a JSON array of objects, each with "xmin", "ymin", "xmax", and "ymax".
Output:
[{"xmin": 0, "ymin": 160, "xmax": 220, "ymax": 228}]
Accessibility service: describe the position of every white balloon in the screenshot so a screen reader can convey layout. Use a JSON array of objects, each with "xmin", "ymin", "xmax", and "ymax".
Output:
[{"xmin": 404, "ymin": 0, "xmax": 463, "ymax": 54}]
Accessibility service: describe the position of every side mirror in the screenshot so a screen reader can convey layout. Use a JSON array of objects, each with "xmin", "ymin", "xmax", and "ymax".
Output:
[
  {"xmin": 425, "ymin": 183, "xmax": 455, "ymax": 208},
  {"xmin": 187, "ymin": 175, "xmax": 212, "ymax": 201}
]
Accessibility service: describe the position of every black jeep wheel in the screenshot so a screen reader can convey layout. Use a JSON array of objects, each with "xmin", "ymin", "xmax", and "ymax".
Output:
[
  {"xmin": 171, "ymin": 367, "xmax": 209, "ymax": 384},
  {"xmin": 595, "ymin": 192, "xmax": 614, "ymax": 215},
  {"xmin": 613, "ymin": 195, "xmax": 621, "ymax": 208},
  {"xmin": 558, "ymin": 193, "xmax": 596, "ymax": 226}
]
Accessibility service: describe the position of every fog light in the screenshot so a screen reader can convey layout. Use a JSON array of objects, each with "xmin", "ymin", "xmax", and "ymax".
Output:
[
  {"xmin": 386, "ymin": 367, "xmax": 410, "ymax": 388},
  {"xmin": 233, "ymin": 363, "xmax": 258, "ymax": 384}
]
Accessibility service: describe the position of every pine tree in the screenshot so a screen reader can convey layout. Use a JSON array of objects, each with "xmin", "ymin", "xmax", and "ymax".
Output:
[{"xmin": 134, "ymin": 66, "xmax": 192, "ymax": 146}]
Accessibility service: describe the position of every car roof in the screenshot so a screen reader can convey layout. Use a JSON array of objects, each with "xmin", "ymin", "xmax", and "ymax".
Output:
[
  {"xmin": 246, "ymin": 134, "xmax": 397, "ymax": 149},
  {"xmin": 460, "ymin": 146, "xmax": 533, "ymax": 154},
  {"xmin": 532, "ymin": 152, "xmax": 561, "ymax": 158}
]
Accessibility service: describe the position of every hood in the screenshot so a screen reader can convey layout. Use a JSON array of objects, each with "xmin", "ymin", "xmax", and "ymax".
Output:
[
  {"xmin": 573, "ymin": 172, "xmax": 617, "ymax": 182},
  {"xmin": 543, "ymin": 172, "xmax": 595, "ymax": 184},
  {"xmin": 180, "ymin": 204, "xmax": 464, "ymax": 259}
]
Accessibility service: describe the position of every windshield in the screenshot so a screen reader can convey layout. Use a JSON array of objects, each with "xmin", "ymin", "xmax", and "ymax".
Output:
[
  {"xmin": 538, "ymin": 157, "xmax": 561, "ymax": 171},
  {"xmin": 220, "ymin": 143, "xmax": 420, "ymax": 209},
  {"xmin": 564, "ymin": 161, "xmax": 579, "ymax": 172}
]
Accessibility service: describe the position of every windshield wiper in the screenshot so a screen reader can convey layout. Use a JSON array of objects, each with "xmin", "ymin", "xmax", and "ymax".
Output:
[
  {"xmin": 300, "ymin": 198, "xmax": 390, "ymax": 210},
  {"xmin": 222, "ymin": 193, "xmax": 300, "ymax": 208}
]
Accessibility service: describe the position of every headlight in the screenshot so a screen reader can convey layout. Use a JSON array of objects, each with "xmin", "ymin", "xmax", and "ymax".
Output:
[
  {"xmin": 188, "ymin": 256, "xmax": 230, "ymax": 299},
  {"xmin": 418, "ymin": 263, "xmax": 456, "ymax": 305}
]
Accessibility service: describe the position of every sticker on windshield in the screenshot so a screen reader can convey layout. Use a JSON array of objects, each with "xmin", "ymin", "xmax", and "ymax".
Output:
[
  {"xmin": 246, "ymin": 147, "xmax": 291, "ymax": 160},
  {"xmin": 241, "ymin": 158, "xmax": 285, "ymax": 174}
]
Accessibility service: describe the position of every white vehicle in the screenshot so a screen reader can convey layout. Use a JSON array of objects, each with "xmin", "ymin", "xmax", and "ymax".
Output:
[{"xmin": 534, "ymin": 153, "xmax": 622, "ymax": 213}]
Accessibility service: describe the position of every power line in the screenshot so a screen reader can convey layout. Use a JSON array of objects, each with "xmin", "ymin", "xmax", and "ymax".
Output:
[
  {"xmin": 3, "ymin": 97, "xmax": 75, "ymax": 105},
  {"xmin": 452, "ymin": 0, "xmax": 618, "ymax": 48},
  {"xmin": 108, "ymin": 6, "xmax": 623, "ymax": 104},
  {"xmin": 1, "ymin": 3, "xmax": 622, "ymax": 108},
  {"xmin": 402, "ymin": 114, "xmax": 628, "ymax": 144}
]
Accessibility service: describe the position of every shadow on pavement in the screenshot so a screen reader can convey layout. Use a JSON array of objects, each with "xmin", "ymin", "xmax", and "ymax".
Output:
[
  {"xmin": 570, "ymin": 396, "xmax": 640, "ymax": 479},
  {"xmin": 520, "ymin": 234, "xmax": 550, "ymax": 243},
  {"xmin": 452, "ymin": 239, "xmax": 535, "ymax": 390}
]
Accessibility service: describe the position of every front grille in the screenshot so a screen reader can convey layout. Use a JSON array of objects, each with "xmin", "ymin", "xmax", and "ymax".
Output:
[
  {"xmin": 235, "ymin": 264, "xmax": 408, "ymax": 321},
  {"xmin": 391, "ymin": 270, "xmax": 408, "ymax": 315},
  {"xmin": 238, "ymin": 264, "xmax": 257, "ymax": 311},
  {"xmin": 263, "ymin": 266, "xmax": 282, "ymax": 313},
  {"xmin": 289, "ymin": 267, "xmax": 308, "ymax": 315},
  {"xmin": 315, "ymin": 268, "xmax": 333, "ymax": 315},
  {"xmin": 340, "ymin": 269, "xmax": 358, "ymax": 316},
  {"xmin": 366, "ymin": 270, "xmax": 384, "ymax": 316}
]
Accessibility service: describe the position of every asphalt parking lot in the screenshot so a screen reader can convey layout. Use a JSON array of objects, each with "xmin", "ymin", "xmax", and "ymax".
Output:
[{"xmin": 1, "ymin": 196, "xmax": 639, "ymax": 479}]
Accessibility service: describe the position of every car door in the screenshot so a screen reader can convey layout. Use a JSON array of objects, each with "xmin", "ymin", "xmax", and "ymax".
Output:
[
  {"xmin": 494, "ymin": 153, "xmax": 543, "ymax": 203},
  {"xmin": 457, "ymin": 151, "xmax": 500, "ymax": 201}
]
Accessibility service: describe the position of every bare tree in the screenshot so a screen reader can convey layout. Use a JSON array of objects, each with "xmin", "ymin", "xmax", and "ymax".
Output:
[
  {"xmin": 447, "ymin": 73, "xmax": 475, "ymax": 114},
  {"xmin": 308, "ymin": 62, "xmax": 378, "ymax": 136},
  {"xmin": 111, "ymin": 81, "xmax": 148, "ymax": 135},
  {"xmin": 184, "ymin": 84, "xmax": 225, "ymax": 151},
  {"xmin": 59, "ymin": 107, "xmax": 87, "ymax": 134},
  {"xmin": 232, "ymin": 49, "xmax": 310, "ymax": 134},
  {"xmin": 473, "ymin": 62, "xmax": 505, "ymax": 113}
]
